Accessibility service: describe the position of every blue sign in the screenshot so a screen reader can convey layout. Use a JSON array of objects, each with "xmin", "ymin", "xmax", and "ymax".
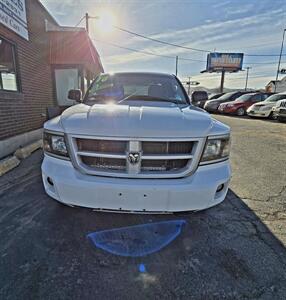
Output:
[{"xmin": 206, "ymin": 53, "xmax": 244, "ymax": 72}]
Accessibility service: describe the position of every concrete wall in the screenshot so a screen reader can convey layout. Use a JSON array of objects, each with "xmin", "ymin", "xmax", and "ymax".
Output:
[{"xmin": 0, "ymin": 128, "xmax": 42, "ymax": 159}]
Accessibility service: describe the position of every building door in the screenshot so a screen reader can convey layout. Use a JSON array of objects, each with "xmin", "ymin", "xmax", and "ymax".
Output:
[{"xmin": 54, "ymin": 68, "xmax": 80, "ymax": 106}]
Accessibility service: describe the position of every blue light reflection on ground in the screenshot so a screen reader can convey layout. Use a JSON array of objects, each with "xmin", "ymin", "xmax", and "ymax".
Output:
[
  {"xmin": 139, "ymin": 264, "xmax": 146, "ymax": 273},
  {"xmin": 87, "ymin": 220, "xmax": 186, "ymax": 257}
]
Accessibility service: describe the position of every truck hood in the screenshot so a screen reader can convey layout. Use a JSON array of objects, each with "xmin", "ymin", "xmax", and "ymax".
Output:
[{"xmin": 51, "ymin": 103, "xmax": 226, "ymax": 138}]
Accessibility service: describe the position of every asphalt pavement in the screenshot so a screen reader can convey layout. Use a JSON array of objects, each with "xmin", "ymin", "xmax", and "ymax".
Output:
[{"xmin": 0, "ymin": 115, "xmax": 285, "ymax": 300}]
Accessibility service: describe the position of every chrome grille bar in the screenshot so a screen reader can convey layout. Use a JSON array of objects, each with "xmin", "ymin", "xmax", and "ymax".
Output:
[
  {"xmin": 77, "ymin": 151, "xmax": 126, "ymax": 159},
  {"xmin": 141, "ymin": 154, "xmax": 193, "ymax": 160}
]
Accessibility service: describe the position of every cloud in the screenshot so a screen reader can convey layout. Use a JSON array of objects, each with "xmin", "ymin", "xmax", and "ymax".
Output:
[
  {"xmin": 101, "ymin": 8, "xmax": 285, "ymax": 68},
  {"xmin": 41, "ymin": 0, "xmax": 286, "ymax": 88},
  {"xmin": 125, "ymin": 8, "xmax": 285, "ymax": 48},
  {"xmin": 225, "ymin": 3, "xmax": 255, "ymax": 16}
]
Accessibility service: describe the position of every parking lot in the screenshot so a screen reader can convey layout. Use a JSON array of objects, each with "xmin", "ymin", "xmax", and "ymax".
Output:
[{"xmin": 0, "ymin": 115, "xmax": 285, "ymax": 299}]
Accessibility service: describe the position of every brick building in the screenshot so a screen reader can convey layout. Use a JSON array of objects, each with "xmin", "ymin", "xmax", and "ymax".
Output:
[{"xmin": 0, "ymin": 0, "xmax": 103, "ymax": 158}]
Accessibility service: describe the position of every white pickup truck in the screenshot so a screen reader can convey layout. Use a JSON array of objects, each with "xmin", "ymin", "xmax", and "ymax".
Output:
[{"xmin": 42, "ymin": 72, "xmax": 231, "ymax": 213}]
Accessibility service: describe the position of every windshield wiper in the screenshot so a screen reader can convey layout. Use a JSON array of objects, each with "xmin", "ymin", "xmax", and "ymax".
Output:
[{"xmin": 118, "ymin": 95, "xmax": 185, "ymax": 105}]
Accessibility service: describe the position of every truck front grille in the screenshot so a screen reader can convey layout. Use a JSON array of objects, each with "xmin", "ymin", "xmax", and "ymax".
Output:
[
  {"xmin": 81, "ymin": 157, "xmax": 126, "ymax": 171},
  {"xmin": 142, "ymin": 141, "xmax": 193, "ymax": 154},
  {"xmin": 141, "ymin": 159, "xmax": 189, "ymax": 172},
  {"xmin": 77, "ymin": 139, "xmax": 127, "ymax": 153},
  {"xmin": 68, "ymin": 136, "xmax": 205, "ymax": 178}
]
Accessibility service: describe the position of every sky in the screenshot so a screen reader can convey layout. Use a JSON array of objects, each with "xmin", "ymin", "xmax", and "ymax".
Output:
[{"xmin": 41, "ymin": 0, "xmax": 286, "ymax": 90}]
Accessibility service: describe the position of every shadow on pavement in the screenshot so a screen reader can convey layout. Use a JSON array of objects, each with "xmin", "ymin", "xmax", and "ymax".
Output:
[{"xmin": 1, "ymin": 159, "xmax": 286, "ymax": 300}]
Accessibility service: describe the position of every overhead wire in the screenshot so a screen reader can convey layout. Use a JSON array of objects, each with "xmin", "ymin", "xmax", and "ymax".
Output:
[
  {"xmin": 93, "ymin": 38, "xmax": 280, "ymax": 65},
  {"xmin": 74, "ymin": 16, "xmax": 85, "ymax": 27},
  {"xmin": 92, "ymin": 38, "xmax": 205, "ymax": 62},
  {"xmin": 112, "ymin": 25, "xmax": 286, "ymax": 57}
]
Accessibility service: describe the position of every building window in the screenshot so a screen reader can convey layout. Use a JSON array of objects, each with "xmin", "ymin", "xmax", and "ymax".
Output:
[{"xmin": 0, "ymin": 37, "xmax": 19, "ymax": 92}]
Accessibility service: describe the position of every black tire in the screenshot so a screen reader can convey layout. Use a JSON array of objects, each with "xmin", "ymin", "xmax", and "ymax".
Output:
[
  {"xmin": 278, "ymin": 116, "xmax": 286, "ymax": 123},
  {"xmin": 268, "ymin": 111, "xmax": 274, "ymax": 119},
  {"xmin": 236, "ymin": 107, "xmax": 245, "ymax": 116}
]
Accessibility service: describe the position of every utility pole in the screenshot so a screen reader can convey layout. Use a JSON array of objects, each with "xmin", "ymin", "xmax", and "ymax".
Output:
[
  {"xmin": 175, "ymin": 56, "xmax": 178, "ymax": 76},
  {"xmin": 85, "ymin": 12, "xmax": 90, "ymax": 89},
  {"xmin": 187, "ymin": 76, "xmax": 191, "ymax": 95},
  {"xmin": 85, "ymin": 12, "xmax": 89, "ymax": 34},
  {"xmin": 274, "ymin": 29, "xmax": 286, "ymax": 92},
  {"xmin": 220, "ymin": 69, "xmax": 225, "ymax": 93},
  {"xmin": 245, "ymin": 67, "xmax": 251, "ymax": 91}
]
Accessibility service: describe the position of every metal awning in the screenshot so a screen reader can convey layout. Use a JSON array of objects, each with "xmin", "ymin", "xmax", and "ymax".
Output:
[{"xmin": 49, "ymin": 30, "xmax": 104, "ymax": 75}]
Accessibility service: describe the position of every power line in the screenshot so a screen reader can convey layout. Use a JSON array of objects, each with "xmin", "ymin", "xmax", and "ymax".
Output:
[
  {"xmin": 85, "ymin": 14, "xmax": 286, "ymax": 62},
  {"xmin": 93, "ymin": 38, "xmax": 282, "ymax": 66},
  {"xmin": 245, "ymin": 61, "xmax": 278, "ymax": 65},
  {"xmin": 188, "ymin": 73, "xmax": 276, "ymax": 80},
  {"xmin": 85, "ymin": 13, "xmax": 286, "ymax": 58},
  {"xmin": 226, "ymin": 40, "xmax": 281, "ymax": 50},
  {"xmin": 92, "ymin": 38, "xmax": 205, "ymax": 62},
  {"xmin": 113, "ymin": 25, "xmax": 210, "ymax": 53},
  {"xmin": 74, "ymin": 16, "xmax": 85, "ymax": 27},
  {"xmin": 112, "ymin": 25, "xmax": 286, "ymax": 57}
]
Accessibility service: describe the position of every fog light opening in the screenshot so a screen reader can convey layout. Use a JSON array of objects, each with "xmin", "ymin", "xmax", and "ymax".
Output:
[
  {"xmin": 47, "ymin": 177, "xmax": 54, "ymax": 186},
  {"xmin": 216, "ymin": 184, "xmax": 224, "ymax": 193}
]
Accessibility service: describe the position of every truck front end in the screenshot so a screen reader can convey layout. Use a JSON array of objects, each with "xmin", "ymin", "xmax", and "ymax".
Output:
[{"xmin": 41, "ymin": 72, "xmax": 231, "ymax": 213}]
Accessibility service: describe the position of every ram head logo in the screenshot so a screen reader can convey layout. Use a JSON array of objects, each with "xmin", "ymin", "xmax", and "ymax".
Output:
[{"xmin": 128, "ymin": 152, "xmax": 140, "ymax": 164}]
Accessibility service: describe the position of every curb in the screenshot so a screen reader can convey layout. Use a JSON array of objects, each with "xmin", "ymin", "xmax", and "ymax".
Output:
[
  {"xmin": 0, "ymin": 156, "xmax": 20, "ymax": 177},
  {"xmin": 14, "ymin": 140, "xmax": 42, "ymax": 160},
  {"xmin": 0, "ymin": 139, "xmax": 42, "ymax": 177}
]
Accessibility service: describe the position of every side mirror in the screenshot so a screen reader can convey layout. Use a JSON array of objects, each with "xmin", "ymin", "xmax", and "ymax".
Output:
[{"xmin": 68, "ymin": 89, "xmax": 82, "ymax": 102}]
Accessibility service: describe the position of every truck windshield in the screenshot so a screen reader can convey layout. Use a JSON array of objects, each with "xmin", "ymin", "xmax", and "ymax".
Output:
[{"xmin": 85, "ymin": 73, "xmax": 188, "ymax": 104}]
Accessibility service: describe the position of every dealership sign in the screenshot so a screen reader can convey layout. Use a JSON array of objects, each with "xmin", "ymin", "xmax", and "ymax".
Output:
[
  {"xmin": 0, "ymin": 0, "xmax": 28, "ymax": 40},
  {"xmin": 206, "ymin": 53, "xmax": 244, "ymax": 72}
]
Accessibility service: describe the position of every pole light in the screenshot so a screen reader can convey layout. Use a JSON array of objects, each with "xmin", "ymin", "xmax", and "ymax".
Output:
[
  {"xmin": 175, "ymin": 56, "xmax": 178, "ymax": 76},
  {"xmin": 245, "ymin": 67, "xmax": 251, "ymax": 91},
  {"xmin": 274, "ymin": 28, "xmax": 286, "ymax": 92}
]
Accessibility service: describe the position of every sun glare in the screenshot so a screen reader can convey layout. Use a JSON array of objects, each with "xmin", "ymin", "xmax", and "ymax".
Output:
[{"xmin": 97, "ymin": 10, "xmax": 116, "ymax": 34}]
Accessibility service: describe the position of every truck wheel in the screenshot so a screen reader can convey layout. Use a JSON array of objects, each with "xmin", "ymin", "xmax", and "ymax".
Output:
[{"xmin": 236, "ymin": 107, "xmax": 245, "ymax": 116}]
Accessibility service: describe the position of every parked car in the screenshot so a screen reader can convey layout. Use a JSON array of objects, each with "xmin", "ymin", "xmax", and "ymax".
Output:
[
  {"xmin": 190, "ymin": 90, "xmax": 208, "ymax": 108},
  {"xmin": 204, "ymin": 91, "xmax": 251, "ymax": 113},
  {"xmin": 209, "ymin": 92, "xmax": 225, "ymax": 100},
  {"xmin": 277, "ymin": 100, "xmax": 286, "ymax": 122},
  {"xmin": 272, "ymin": 99, "xmax": 286, "ymax": 122},
  {"xmin": 42, "ymin": 72, "xmax": 231, "ymax": 213},
  {"xmin": 247, "ymin": 92, "xmax": 286, "ymax": 119},
  {"xmin": 218, "ymin": 92, "xmax": 272, "ymax": 116}
]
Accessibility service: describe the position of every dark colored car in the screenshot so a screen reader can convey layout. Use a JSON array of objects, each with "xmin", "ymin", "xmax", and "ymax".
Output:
[
  {"xmin": 204, "ymin": 91, "xmax": 251, "ymax": 113},
  {"xmin": 218, "ymin": 92, "xmax": 272, "ymax": 116},
  {"xmin": 191, "ymin": 90, "xmax": 208, "ymax": 108},
  {"xmin": 209, "ymin": 93, "xmax": 225, "ymax": 100},
  {"xmin": 277, "ymin": 100, "xmax": 286, "ymax": 122}
]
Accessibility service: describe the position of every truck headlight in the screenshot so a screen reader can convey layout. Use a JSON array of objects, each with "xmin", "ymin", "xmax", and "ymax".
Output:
[
  {"xmin": 200, "ymin": 135, "xmax": 230, "ymax": 165},
  {"xmin": 43, "ymin": 131, "xmax": 69, "ymax": 159}
]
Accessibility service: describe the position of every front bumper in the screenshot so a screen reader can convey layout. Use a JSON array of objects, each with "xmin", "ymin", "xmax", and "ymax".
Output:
[
  {"xmin": 204, "ymin": 104, "xmax": 219, "ymax": 112},
  {"xmin": 41, "ymin": 155, "xmax": 231, "ymax": 213},
  {"xmin": 218, "ymin": 106, "xmax": 236, "ymax": 114},
  {"xmin": 247, "ymin": 108, "xmax": 271, "ymax": 117},
  {"xmin": 278, "ymin": 108, "xmax": 286, "ymax": 117}
]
